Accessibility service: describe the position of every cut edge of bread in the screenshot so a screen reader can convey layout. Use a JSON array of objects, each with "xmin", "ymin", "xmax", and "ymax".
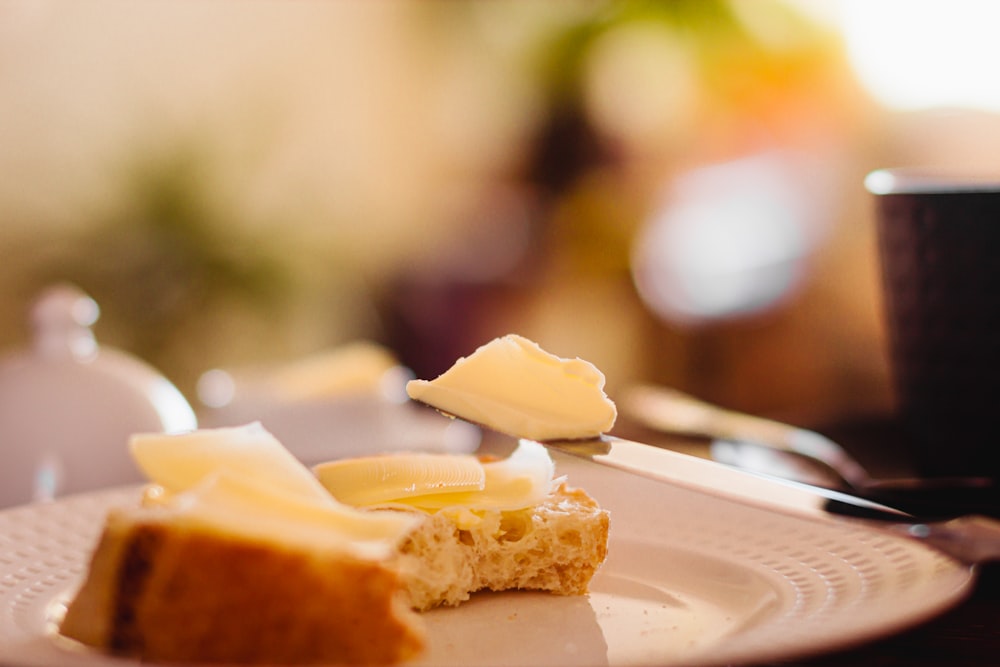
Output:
[{"xmin": 394, "ymin": 481, "xmax": 610, "ymax": 611}]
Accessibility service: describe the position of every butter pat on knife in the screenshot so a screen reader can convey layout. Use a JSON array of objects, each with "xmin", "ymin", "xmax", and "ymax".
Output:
[{"xmin": 406, "ymin": 334, "xmax": 617, "ymax": 441}]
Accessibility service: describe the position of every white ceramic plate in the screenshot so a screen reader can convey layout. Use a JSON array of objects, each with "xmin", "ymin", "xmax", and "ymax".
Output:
[{"xmin": 0, "ymin": 453, "xmax": 976, "ymax": 667}]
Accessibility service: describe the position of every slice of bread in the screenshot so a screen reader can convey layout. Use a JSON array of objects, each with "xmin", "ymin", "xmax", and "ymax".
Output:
[
  {"xmin": 61, "ymin": 432, "xmax": 610, "ymax": 665},
  {"xmin": 394, "ymin": 482, "xmax": 609, "ymax": 611},
  {"xmin": 60, "ymin": 480, "xmax": 609, "ymax": 664},
  {"xmin": 60, "ymin": 508, "xmax": 425, "ymax": 665}
]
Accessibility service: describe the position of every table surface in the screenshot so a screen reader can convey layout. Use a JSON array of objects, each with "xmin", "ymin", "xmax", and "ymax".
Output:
[{"xmin": 616, "ymin": 415, "xmax": 1000, "ymax": 667}]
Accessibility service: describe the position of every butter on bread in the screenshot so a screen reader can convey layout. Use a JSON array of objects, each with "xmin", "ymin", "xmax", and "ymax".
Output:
[
  {"xmin": 60, "ymin": 425, "xmax": 426, "ymax": 665},
  {"xmin": 315, "ymin": 441, "xmax": 610, "ymax": 611},
  {"xmin": 62, "ymin": 329, "xmax": 617, "ymax": 666},
  {"xmin": 396, "ymin": 482, "xmax": 608, "ymax": 611}
]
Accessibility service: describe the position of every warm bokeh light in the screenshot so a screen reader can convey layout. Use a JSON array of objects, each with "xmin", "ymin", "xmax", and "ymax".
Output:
[
  {"xmin": 631, "ymin": 152, "xmax": 823, "ymax": 326},
  {"xmin": 841, "ymin": 0, "xmax": 1000, "ymax": 111},
  {"xmin": 2, "ymin": 0, "xmax": 979, "ymax": 434}
]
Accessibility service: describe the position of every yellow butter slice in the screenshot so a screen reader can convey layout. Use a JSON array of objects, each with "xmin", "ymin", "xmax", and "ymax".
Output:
[
  {"xmin": 173, "ymin": 471, "xmax": 420, "ymax": 555},
  {"xmin": 130, "ymin": 422, "xmax": 332, "ymax": 505},
  {"xmin": 405, "ymin": 334, "xmax": 617, "ymax": 441},
  {"xmin": 129, "ymin": 423, "xmax": 420, "ymax": 552},
  {"xmin": 400, "ymin": 440, "xmax": 556, "ymax": 511},
  {"xmin": 319, "ymin": 441, "xmax": 556, "ymax": 512},
  {"xmin": 314, "ymin": 453, "xmax": 485, "ymax": 507}
]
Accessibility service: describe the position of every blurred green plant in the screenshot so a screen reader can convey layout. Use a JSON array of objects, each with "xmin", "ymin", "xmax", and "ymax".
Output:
[{"xmin": 21, "ymin": 142, "xmax": 292, "ymax": 389}]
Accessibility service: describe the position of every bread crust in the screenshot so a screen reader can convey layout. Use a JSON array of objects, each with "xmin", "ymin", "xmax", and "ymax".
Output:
[
  {"xmin": 61, "ymin": 511, "xmax": 424, "ymax": 665},
  {"xmin": 60, "ymin": 484, "xmax": 609, "ymax": 663}
]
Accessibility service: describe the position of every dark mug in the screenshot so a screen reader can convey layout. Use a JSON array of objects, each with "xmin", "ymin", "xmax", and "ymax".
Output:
[{"xmin": 867, "ymin": 169, "xmax": 1000, "ymax": 478}]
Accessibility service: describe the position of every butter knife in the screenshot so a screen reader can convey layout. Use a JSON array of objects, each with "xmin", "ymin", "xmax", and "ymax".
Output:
[
  {"xmin": 540, "ymin": 434, "xmax": 1000, "ymax": 565},
  {"xmin": 619, "ymin": 384, "xmax": 999, "ymax": 518}
]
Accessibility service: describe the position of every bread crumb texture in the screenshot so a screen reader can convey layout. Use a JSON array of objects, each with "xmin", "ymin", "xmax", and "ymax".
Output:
[{"xmin": 397, "ymin": 483, "xmax": 610, "ymax": 611}]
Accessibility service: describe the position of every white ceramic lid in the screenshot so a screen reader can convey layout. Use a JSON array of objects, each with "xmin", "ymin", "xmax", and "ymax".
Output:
[{"xmin": 0, "ymin": 285, "xmax": 196, "ymax": 508}]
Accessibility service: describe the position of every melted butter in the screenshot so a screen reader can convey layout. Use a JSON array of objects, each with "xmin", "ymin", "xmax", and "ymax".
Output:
[
  {"xmin": 314, "ymin": 453, "xmax": 485, "ymax": 506},
  {"xmin": 440, "ymin": 507, "xmax": 486, "ymax": 531},
  {"xmin": 405, "ymin": 334, "xmax": 617, "ymax": 441},
  {"xmin": 318, "ymin": 441, "xmax": 557, "ymax": 514}
]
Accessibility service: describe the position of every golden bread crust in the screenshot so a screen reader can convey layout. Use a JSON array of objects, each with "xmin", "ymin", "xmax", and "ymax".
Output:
[
  {"xmin": 61, "ymin": 512, "xmax": 424, "ymax": 665},
  {"xmin": 60, "ymin": 484, "xmax": 609, "ymax": 662}
]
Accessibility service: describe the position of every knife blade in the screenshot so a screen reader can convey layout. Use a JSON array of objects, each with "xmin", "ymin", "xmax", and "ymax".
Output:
[
  {"xmin": 538, "ymin": 434, "xmax": 1000, "ymax": 564},
  {"xmin": 539, "ymin": 434, "xmax": 905, "ymax": 521},
  {"xmin": 620, "ymin": 384, "xmax": 1000, "ymax": 519}
]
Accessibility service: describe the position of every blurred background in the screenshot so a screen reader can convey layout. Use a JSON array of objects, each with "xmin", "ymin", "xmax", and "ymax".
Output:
[{"xmin": 3, "ymin": 0, "xmax": 1000, "ymax": 430}]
